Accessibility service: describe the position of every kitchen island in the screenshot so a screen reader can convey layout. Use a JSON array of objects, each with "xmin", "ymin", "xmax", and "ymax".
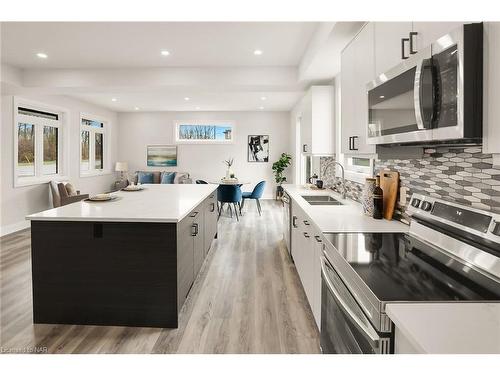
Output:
[{"xmin": 26, "ymin": 184, "xmax": 218, "ymax": 328}]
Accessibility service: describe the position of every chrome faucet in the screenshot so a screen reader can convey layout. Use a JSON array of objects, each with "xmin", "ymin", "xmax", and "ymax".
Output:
[{"xmin": 322, "ymin": 161, "xmax": 346, "ymax": 199}]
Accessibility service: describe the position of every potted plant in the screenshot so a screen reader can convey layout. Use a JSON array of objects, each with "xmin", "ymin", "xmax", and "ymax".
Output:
[
  {"xmin": 272, "ymin": 153, "xmax": 292, "ymax": 199},
  {"xmin": 223, "ymin": 158, "xmax": 235, "ymax": 179}
]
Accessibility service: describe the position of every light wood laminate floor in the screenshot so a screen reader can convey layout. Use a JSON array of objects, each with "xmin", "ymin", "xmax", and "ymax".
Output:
[{"xmin": 0, "ymin": 200, "xmax": 320, "ymax": 354}]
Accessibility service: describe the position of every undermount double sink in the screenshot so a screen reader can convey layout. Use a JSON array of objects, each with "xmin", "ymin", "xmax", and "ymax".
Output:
[{"xmin": 301, "ymin": 195, "xmax": 343, "ymax": 206}]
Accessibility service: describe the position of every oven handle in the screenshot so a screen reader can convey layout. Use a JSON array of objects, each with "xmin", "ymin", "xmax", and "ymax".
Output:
[{"xmin": 320, "ymin": 256, "xmax": 381, "ymax": 346}]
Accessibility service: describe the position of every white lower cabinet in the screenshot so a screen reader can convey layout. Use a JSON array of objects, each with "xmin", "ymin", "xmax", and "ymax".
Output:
[
  {"xmin": 290, "ymin": 200, "xmax": 323, "ymax": 330},
  {"xmin": 312, "ymin": 235, "xmax": 323, "ymax": 329}
]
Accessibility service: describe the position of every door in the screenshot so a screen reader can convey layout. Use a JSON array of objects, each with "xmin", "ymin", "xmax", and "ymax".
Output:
[
  {"xmin": 312, "ymin": 234, "xmax": 323, "ymax": 329},
  {"xmin": 320, "ymin": 257, "xmax": 388, "ymax": 354},
  {"xmin": 177, "ymin": 213, "xmax": 195, "ymax": 310},
  {"xmin": 192, "ymin": 209, "xmax": 204, "ymax": 276},
  {"xmin": 374, "ymin": 22, "xmax": 413, "ymax": 76},
  {"xmin": 412, "ymin": 22, "xmax": 463, "ymax": 52},
  {"xmin": 341, "ymin": 23, "xmax": 377, "ymax": 155},
  {"xmin": 204, "ymin": 193, "xmax": 218, "ymax": 254}
]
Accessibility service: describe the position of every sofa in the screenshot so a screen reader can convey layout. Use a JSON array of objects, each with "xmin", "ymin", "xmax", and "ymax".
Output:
[
  {"xmin": 49, "ymin": 180, "xmax": 89, "ymax": 208},
  {"xmin": 131, "ymin": 171, "xmax": 192, "ymax": 185}
]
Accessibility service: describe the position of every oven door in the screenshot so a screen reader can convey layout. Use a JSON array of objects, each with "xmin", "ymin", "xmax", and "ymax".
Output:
[
  {"xmin": 367, "ymin": 47, "xmax": 433, "ymax": 145},
  {"xmin": 320, "ymin": 256, "xmax": 391, "ymax": 354}
]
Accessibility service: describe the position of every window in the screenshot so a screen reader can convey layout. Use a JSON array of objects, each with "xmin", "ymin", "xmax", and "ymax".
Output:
[
  {"xmin": 14, "ymin": 102, "xmax": 66, "ymax": 187},
  {"xmin": 174, "ymin": 122, "xmax": 234, "ymax": 143},
  {"xmin": 346, "ymin": 157, "xmax": 374, "ymax": 175},
  {"xmin": 80, "ymin": 115, "xmax": 109, "ymax": 176}
]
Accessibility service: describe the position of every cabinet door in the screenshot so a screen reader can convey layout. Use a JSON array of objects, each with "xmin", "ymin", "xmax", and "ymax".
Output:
[
  {"xmin": 192, "ymin": 209, "xmax": 204, "ymax": 277},
  {"xmin": 374, "ymin": 22, "xmax": 413, "ymax": 76},
  {"xmin": 412, "ymin": 22, "xmax": 463, "ymax": 52},
  {"xmin": 310, "ymin": 86, "xmax": 334, "ymax": 155},
  {"xmin": 299, "ymin": 92, "xmax": 313, "ymax": 154},
  {"xmin": 341, "ymin": 23, "xmax": 377, "ymax": 155},
  {"xmin": 312, "ymin": 235, "xmax": 323, "ymax": 330},
  {"xmin": 483, "ymin": 22, "xmax": 500, "ymax": 160},
  {"xmin": 300, "ymin": 217, "xmax": 314, "ymax": 308},
  {"xmin": 177, "ymin": 214, "xmax": 194, "ymax": 311},
  {"xmin": 204, "ymin": 193, "xmax": 218, "ymax": 254}
]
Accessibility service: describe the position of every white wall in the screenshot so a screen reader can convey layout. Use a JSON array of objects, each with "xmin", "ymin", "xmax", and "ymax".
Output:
[
  {"xmin": 1, "ymin": 95, "xmax": 119, "ymax": 235},
  {"xmin": 117, "ymin": 111, "xmax": 291, "ymax": 198}
]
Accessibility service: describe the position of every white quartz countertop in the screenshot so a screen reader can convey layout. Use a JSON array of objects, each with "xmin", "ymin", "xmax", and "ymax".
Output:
[
  {"xmin": 283, "ymin": 184, "xmax": 408, "ymax": 233},
  {"xmin": 26, "ymin": 184, "xmax": 218, "ymax": 223},
  {"xmin": 386, "ymin": 303, "xmax": 500, "ymax": 354}
]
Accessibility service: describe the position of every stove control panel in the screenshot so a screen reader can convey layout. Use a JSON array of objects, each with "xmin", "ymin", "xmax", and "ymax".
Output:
[{"xmin": 407, "ymin": 193, "xmax": 500, "ymax": 246}]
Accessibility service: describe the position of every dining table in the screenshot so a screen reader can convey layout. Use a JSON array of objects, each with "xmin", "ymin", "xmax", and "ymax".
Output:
[{"xmin": 209, "ymin": 179, "xmax": 251, "ymax": 185}]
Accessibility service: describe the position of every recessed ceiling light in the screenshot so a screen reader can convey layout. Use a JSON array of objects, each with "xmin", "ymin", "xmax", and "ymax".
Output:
[
  {"xmin": 184, "ymin": 97, "xmax": 190, "ymax": 101},
  {"xmin": 379, "ymin": 95, "xmax": 385, "ymax": 99},
  {"xmin": 111, "ymin": 98, "xmax": 117, "ymax": 102},
  {"xmin": 254, "ymin": 49, "xmax": 263, "ymax": 56},
  {"xmin": 160, "ymin": 50, "xmax": 170, "ymax": 56},
  {"xmin": 36, "ymin": 52, "xmax": 48, "ymax": 59},
  {"xmin": 261, "ymin": 96, "xmax": 267, "ymax": 101},
  {"xmin": 134, "ymin": 107, "xmax": 140, "ymax": 111}
]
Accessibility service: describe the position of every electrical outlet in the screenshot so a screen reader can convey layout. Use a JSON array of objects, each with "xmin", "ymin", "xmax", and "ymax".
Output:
[{"xmin": 399, "ymin": 186, "xmax": 408, "ymax": 205}]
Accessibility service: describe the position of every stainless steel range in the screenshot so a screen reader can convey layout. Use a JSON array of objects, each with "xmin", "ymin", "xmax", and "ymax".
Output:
[{"xmin": 320, "ymin": 193, "xmax": 500, "ymax": 354}]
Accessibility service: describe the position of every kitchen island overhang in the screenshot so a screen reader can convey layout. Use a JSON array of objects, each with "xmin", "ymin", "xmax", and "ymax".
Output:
[{"xmin": 26, "ymin": 184, "xmax": 219, "ymax": 328}]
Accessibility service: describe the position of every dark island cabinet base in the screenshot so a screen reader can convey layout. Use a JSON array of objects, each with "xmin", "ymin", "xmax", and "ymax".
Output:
[
  {"xmin": 31, "ymin": 220, "xmax": 179, "ymax": 328},
  {"xmin": 30, "ymin": 194, "xmax": 218, "ymax": 328}
]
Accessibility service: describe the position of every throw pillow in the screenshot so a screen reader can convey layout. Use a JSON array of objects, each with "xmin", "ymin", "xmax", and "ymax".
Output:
[
  {"xmin": 65, "ymin": 183, "xmax": 77, "ymax": 196},
  {"xmin": 161, "ymin": 172, "xmax": 176, "ymax": 184},
  {"xmin": 137, "ymin": 171, "xmax": 154, "ymax": 184}
]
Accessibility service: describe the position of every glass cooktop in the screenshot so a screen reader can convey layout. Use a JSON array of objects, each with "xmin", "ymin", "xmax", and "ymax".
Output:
[{"xmin": 324, "ymin": 232, "xmax": 500, "ymax": 302}]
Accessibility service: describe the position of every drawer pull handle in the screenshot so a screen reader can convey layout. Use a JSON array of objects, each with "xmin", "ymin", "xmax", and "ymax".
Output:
[
  {"xmin": 303, "ymin": 232, "xmax": 310, "ymax": 238},
  {"xmin": 192, "ymin": 223, "xmax": 199, "ymax": 236},
  {"xmin": 303, "ymin": 220, "xmax": 310, "ymax": 226},
  {"xmin": 314, "ymin": 235, "xmax": 322, "ymax": 243}
]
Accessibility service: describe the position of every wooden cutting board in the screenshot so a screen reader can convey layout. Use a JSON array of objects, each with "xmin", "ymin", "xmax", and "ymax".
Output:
[{"xmin": 379, "ymin": 170, "xmax": 399, "ymax": 220}]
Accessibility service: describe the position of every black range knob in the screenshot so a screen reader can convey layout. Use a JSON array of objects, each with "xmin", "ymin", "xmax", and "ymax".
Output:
[
  {"xmin": 421, "ymin": 201, "xmax": 433, "ymax": 211},
  {"xmin": 411, "ymin": 198, "xmax": 421, "ymax": 208}
]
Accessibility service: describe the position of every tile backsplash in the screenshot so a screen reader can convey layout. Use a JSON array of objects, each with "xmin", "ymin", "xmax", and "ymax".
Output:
[
  {"xmin": 319, "ymin": 156, "xmax": 364, "ymax": 203},
  {"xmin": 317, "ymin": 146, "xmax": 500, "ymax": 217}
]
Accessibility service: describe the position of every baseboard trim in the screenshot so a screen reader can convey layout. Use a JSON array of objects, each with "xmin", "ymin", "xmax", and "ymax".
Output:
[{"xmin": 0, "ymin": 220, "xmax": 31, "ymax": 238}]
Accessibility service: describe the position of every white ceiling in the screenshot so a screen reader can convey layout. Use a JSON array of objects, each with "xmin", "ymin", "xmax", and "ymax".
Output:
[
  {"xmin": 1, "ymin": 22, "xmax": 361, "ymax": 112},
  {"xmin": 72, "ymin": 91, "xmax": 304, "ymax": 112},
  {"xmin": 1, "ymin": 22, "xmax": 317, "ymax": 69}
]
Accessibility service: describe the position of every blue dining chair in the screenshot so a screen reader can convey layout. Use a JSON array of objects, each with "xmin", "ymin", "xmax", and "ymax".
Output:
[
  {"xmin": 241, "ymin": 181, "xmax": 266, "ymax": 216},
  {"xmin": 196, "ymin": 180, "xmax": 208, "ymax": 184},
  {"xmin": 217, "ymin": 185, "xmax": 242, "ymax": 221}
]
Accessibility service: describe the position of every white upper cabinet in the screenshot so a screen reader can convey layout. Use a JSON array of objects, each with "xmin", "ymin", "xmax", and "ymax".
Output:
[
  {"xmin": 374, "ymin": 22, "xmax": 413, "ymax": 76},
  {"xmin": 299, "ymin": 86, "xmax": 334, "ymax": 155},
  {"xmin": 483, "ymin": 22, "xmax": 500, "ymax": 164},
  {"xmin": 341, "ymin": 23, "xmax": 377, "ymax": 155},
  {"xmin": 411, "ymin": 22, "xmax": 464, "ymax": 52}
]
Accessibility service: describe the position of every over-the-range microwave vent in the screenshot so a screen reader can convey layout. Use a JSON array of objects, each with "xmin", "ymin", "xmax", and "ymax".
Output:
[
  {"xmin": 376, "ymin": 138, "xmax": 483, "ymax": 148},
  {"xmin": 366, "ymin": 23, "xmax": 483, "ymax": 147}
]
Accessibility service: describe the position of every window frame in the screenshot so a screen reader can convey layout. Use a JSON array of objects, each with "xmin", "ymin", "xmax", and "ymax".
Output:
[
  {"xmin": 79, "ymin": 113, "xmax": 111, "ymax": 177},
  {"xmin": 174, "ymin": 121, "xmax": 235, "ymax": 144},
  {"xmin": 13, "ymin": 97, "xmax": 69, "ymax": 188}
]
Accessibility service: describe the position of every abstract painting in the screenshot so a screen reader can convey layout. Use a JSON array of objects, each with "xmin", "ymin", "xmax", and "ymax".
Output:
[
  {"xmin": 248, "ymin": 135, "xmax": 269, "ymax": 162},
  {"xmin": 147, "ymin": 145, "xmax": 178, "ymax": 167}
]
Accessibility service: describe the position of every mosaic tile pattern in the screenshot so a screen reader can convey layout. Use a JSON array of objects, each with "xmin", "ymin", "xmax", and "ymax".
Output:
[
  {"xmin": 319, "ymin": 156, "xmax": 364, "ymax": 203},
  {"xmin": 376, "ymin": 147, "xmax": 500, "ymax": 214},
  {"xmin": 318, "ymin": 147, "xmax": 500, "ymax": 217}
]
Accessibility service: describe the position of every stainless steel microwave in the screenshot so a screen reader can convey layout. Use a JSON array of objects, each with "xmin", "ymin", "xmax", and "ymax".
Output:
[{"xmin": 366, "ymin": 23, "xmax": 483, "ymax": 146}]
